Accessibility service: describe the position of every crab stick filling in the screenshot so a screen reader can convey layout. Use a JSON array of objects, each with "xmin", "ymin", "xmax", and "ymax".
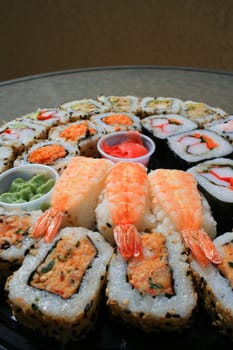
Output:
[
  {"xmin": 28, "ymin": 145, "xmax": 67, "ymax": 164},
  {"xmin": 127, "ymin": 233, "xmax": 174, "ymax": 296},
  {"xmin": 177, "ymin": 133, "xmax": 218, "ymax": 154},
  {"xmin": 150, "ymin": 117, "xmax": 182, "ymax": 135},
  {"xmin": 198, "ymin": 165, "xmax": 233, "ymax": 190},
  {"xmin": 30, "ymin": 236, "xmax": 97, "ymax": 299}
]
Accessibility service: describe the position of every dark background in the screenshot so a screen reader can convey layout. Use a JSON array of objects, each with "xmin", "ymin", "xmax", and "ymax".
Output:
[{"xmin": 1, "ymin": 0, "xmax": 233, "ymax": 82}]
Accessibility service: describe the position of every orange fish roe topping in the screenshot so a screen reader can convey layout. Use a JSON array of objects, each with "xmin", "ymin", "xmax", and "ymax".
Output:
[
  {"xmin": 217, "ymin": 242, "xmax": 233, "ymax": 288},
  {"xmin": 30, "ymin": 235, "xmax": 97, "ymax": 299},
  {"xmin": 59, "ymin": 122, "xmax": 96, "ymax": 142},
  {"xmin": 28, "ymin": 145, "xmax": 67, "ymax": 164},
  {"xmin": 127, "ymin": 233, "xmax": 174, "ymax": 296},
  {"xmin": 103, "ymin": 114, "xmax": 134, "ymax": 126},
  {"xmin": 0, "ymin": 215, "xmax": 31, "ymax": 249}
]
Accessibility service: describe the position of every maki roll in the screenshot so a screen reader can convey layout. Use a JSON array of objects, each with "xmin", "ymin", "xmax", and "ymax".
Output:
[
  {"xmin": 14, "ymin": 140, "xmax": 78, "ymax": 174},
  {"xmin": 97, "ymin": 95, "xmax": 141, "ymax": 114},
  {"xmin": 5, "ymin": 227, "xmax": 113, "ymax": 343},
  {"xmin": 48, "ymin": 120, "xmax": 103, "ymax": 157},
  {"xmin": 106, "ymin": 229, "xmax": 197, "ymax": 332},
  {"xmin": 90, "ymin": 112, "xmax": 142, "ymax": 134},
  {"xmin": 60, "ymin": 98, "xmax": 108, "ymax": 120},
  {"xmin": 0, "ymin": 145, "xmax": 15, "ymax": 174},
  {"xmin": 0, "ymin": 120, "xmax": 47, "ymax": 155},
  {"xmin": 0, "ymin": 208, "xmax": 42, "ymax": 282},
  {"xmin": 187, "ymin": 157, "xmax": 233, "ymax": 233},
  {"xmin": 204, "ymin": 115, "xmax": 233, "ymax": 145},
  {"xmin": 180, "ymin": 100, "xmax": 227, "ymax": 127},
  {"xmin": 190, "ymin": 231, "xmax": 233, "ymax": 339},
  {"xmin": 16, "ymin": 108, "xmax": 72, "ymax": 132},
  {"xmin": 139, "ymin": 97, "xmax": 182, "ymax": 117},
  {"xmin": 141, "ymin": 114, "xmax": 197, "ymax": 159},
  {"xmin": 167, "ymin": 129, "xmax": 233, "ymax": 170}
]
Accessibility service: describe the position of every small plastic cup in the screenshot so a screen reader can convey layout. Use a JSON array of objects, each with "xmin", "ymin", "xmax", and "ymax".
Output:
[
  {"xmin": 0, "ymin": 164, "xmax": 59, "ymax": 211},
  {"xmin": 97, "ymin": 131, "xmax": 156, "ymax": 166}
]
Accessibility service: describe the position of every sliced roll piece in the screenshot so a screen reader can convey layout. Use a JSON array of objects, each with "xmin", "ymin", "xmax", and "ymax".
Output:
[
  {"xmin": 5, "ymin": 227, "xmax": 113, "ymax": 343},
  {"xmin": 139, "ymin": 97, "xmax": 182, "ymax": 117},
  {"xmin": 90, "ymin": 112, "xmax": 142, "ymax": 133},
  {"xmin": 48, "ymin": 119, "xmax": 104, "ymax": 157},
  {"xmin": 0, "ymin": 208, "xmax": 42, "ymax": 282},
  {"xmin": 60, "ymin": 98, "xmax": 109, "ymax": 120},
  {"xmin": 14, "ymin": 140, "xmax": 79, "ymax": 174},
  {"xmin": 180, "ymin": 100, "xmax": 227, "ymax": 127},
  {"xmin": 106, "ymin": 230, "xmax": 197, "ymax": 332},
  {"xmin": 0, "ymin": 145, "xmax": 15, "ymax": 174},
  {"xmin": 204, "ymin": 115, "xmax": 233, "ymax": 145},
  {"xmin": 97, "ymin": 95, "xmax": 141, "ymax": 114},
  {"xmin": 187, "ymin": 157, "xmax": 233, "ymax": 233},
  {"xmin": 190, "ymin": 231, "xmax": 233, "ymax": 339},
  {"xmin": 167, "ymin": 129, "xmax": 233, "ymax": 169}
]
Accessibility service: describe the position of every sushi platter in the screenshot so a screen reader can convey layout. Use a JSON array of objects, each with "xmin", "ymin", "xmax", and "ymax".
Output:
[{"xmin": 0, "ymin": 95, "xmax": 233, "ymax": 349}]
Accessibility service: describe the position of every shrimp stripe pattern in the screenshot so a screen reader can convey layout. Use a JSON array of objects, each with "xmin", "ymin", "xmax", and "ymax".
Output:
[
  {"xmin": 148, "ymin": 169, "xmax": 222, "ymax": 266},
  {"xmin": 32, "ymin": 156, "xmax": 113, "ymax": 242},
  {"xmin": 104, "ymin": 161, "xmax": 149, "ymax": 259}
]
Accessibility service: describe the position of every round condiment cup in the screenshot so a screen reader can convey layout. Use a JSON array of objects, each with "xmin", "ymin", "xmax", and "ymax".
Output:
[
  {"xmin": 97, "ymin": 131, "xmax": 156, "ymax": 166},
  {"xmin": 0, "ymin": 164, "xmax": 59, "ymax": 211}
]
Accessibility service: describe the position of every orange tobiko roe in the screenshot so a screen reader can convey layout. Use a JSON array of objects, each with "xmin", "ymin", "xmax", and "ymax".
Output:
[{"xmin": 28, "ymin": 145, "xmax": 67, "ymax": 164}]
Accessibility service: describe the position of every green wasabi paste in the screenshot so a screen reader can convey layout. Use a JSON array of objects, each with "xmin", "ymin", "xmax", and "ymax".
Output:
[{"xmin": 0, "ymin": 173, "xmax": 55, "ymax": 204}]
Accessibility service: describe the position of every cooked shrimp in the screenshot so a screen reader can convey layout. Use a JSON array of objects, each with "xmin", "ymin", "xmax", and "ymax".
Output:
[
  {"xmin": 32, "ymin": 156, "xmax": 113, "ymax": 243},
  {"xmin": 148, "ymin": 169, "xmax": 222, "ymax": 266},
  {"xmin": 97, "ymin": 161, "xmax": 154, "ymax": 259}
]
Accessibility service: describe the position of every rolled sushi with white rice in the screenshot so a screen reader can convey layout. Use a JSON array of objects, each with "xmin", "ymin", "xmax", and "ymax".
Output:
[
  {"xmin": 5, "ymin": 226, "xmax": 113, "ymax": 343},
  {"xmin": 190, "ymin": 231, "xmax": 233, "ymax": 339},
  {"xmin": 60, "ymin": 98, "xmax": 109, "ymax": 120},
  {"xmin": 167, "ymin": 129, "xmax": 233, "ymax": 169},
  {"xmin": 90, "ymin": 112, "xmax": 142, "ymax": 134},
  {"xmin": 0, "ymin": 145, "xmax": 15, "ymax": 174},
  {"xmin": 139, "ymin": 97, "xmax": 182, "ymax": 117},
  {"xmin": 97, "ymin": 95, "xmax": 141, "ymax": 115},
  {"xmin": 187, "ymin": 157, "xmax": 233, "ymax": 233},
  {"xmin": 204, "ymin": 115, "xmax": 233, "ymax": 145},
  {"xmin": 106, "ymin": 229, "xmax": 197, "ymax": 332}
]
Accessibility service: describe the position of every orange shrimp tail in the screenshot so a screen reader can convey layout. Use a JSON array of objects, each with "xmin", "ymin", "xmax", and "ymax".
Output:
[
  {"xmin": 181, "ymin": 229, "xmax": 222, "ymax": 266},
  {"xmin": 113, "ymin": 224, "xmax": 143, "ymax": 259},
  {"xmin": 31, "ymin": 208, "xmax": 64, "ymax": 243}
]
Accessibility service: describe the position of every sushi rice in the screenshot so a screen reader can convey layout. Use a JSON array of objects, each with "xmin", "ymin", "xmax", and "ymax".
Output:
[{"xmin": 5, "ymin": 227, "xmax": 113, "ymax": 343}]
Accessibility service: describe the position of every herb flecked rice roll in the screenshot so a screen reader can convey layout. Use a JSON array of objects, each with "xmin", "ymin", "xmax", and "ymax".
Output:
[
  {"xmin": 97, "ymin": 95, "xmax": 141, "ymax": 114},
  {"xmin": 139, "ymin": 97, "xmax": 182, "ymax": 117},
  {"xmin": 5, "ymin": 227, "xmax": 113, "ymax": 343},
  {"xmin": 60, "ymin": 98, "xmax": 109, "ymax": 120},
  {"xmin": 0, "ymin": 208, "xmax": 42, "ymax": 282},
  {"xmin": 0, "ymin": 145, "xmax": 15, "ymax": 174},
  {"xmin": 106, "ymin": 230, "xmax": 197, "ymax": 332},
  {"xmin": 190, "ymin": 232, "xmax": 233, "ymax": 339}
]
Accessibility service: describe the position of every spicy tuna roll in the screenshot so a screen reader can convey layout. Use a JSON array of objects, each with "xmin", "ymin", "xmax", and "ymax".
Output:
[
  {"xmin": 187, "ymin": 157, "xmax": 233, "ymax": 233},
  {"xmin": 0, "ymin": 208, "xmax": 42, "ymax": 283},
  {"xmin": 167, "ymin": 129, "xmax": 233, "ymax": 169},
  {"xmin": 5, "ymin": 226, "xmax": 113, "ymax": 343},
  {"xmin": 48, "ymin": 120, "xmax": 104, "ymax": 157},
  {"xmin": 190, "ymin": 231, "xmax": 233, "ymax": 340},
  {"xmin": 106, "ymin": 229, "xmax": 197, "ymax": 332},
  {"xmin": 90, "ymin": 112, "xmax": 142, "ymax": 133},
  {"xmin": 14, "ymin": 140, "xmax": 78, "ymax": 174}
]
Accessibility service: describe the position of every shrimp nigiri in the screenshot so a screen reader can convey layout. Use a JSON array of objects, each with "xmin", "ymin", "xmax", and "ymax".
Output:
[
  {"xmin": 148, "ymin": 169, "xmax": 222, "ymax": 266},
  {"xmin": 95, "ymin": 161, "xmax": 155, "ymax": 259},
  {"xmin": 32, "ymin": 156, "xmax": 113, "ymax": 242}
]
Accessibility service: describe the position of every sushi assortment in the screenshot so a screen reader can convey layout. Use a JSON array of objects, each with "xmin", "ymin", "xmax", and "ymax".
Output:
[{"xmin": 0, "ymin": 95, "xmax": 233, "ymax": 346}]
